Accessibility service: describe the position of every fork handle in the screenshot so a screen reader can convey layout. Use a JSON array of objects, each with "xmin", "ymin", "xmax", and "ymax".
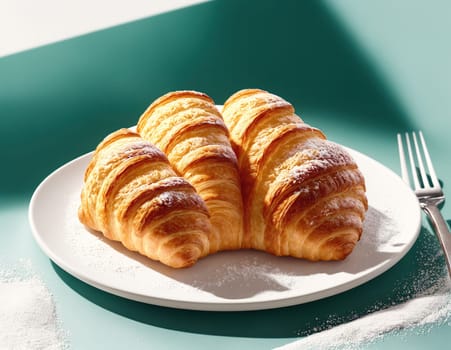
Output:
[{"xmin": 423, "ymin": 203, "xmax": 451, "ymax": 277}]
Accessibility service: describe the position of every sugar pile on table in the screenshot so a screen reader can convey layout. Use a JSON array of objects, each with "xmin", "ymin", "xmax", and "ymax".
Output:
[
  {"xmin": 0, "ymin": 261, "xmax": 67, "ymax": 349},
  {"xmin": 275, "ymin": 274, "xmax": 451, "ymax": 350}
]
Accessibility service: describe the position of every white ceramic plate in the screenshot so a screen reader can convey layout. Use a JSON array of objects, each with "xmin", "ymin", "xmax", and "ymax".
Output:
[{"xmin": 29, "ymin": 146, "xmax": 421, "ymax": 311}]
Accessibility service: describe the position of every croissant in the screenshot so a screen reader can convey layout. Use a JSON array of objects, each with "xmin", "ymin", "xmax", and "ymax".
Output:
[
  {"xmin": 137, "ymin": 91, "xmax": 244, "ymax": 253},
  {"xmin": 78, "ymin": 128, "xmax": 212, "ymax": 268},
  {"xmin": 221, "ymin": 89, "xmax": 368, "ymax": 260}
]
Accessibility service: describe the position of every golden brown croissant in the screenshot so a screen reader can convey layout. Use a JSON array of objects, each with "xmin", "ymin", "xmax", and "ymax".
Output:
[
  {"xmin": 78, "ymin": 128, "xmax": 212, "ymax": 268},
  {"xmin": 137, "ymin": 91, "xmax": 244, "ymax": 253},
  {"xmin": 221, "ymin": 89, "xmax": 368, "ymax": 260}
]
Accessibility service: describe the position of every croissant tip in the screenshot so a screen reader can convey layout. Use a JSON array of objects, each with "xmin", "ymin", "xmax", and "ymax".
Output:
[
  {"xmin": 164, "ymin": 249, "xmax": 204, "ymax": 268},
  {"xmin": 330, "ymin": 241, "xmax": 358, "ymax": 261}
]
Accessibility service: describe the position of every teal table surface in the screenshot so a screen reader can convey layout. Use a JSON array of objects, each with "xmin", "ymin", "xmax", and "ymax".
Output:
[{"xmin": 1, "ymin": 0, "xmax": 450, "ymax": 349}]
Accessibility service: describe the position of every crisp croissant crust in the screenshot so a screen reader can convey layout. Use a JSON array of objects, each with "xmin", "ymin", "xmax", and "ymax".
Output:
[
  {"xmin": 221, "ymin": 89, "xmax": 368, "ymax": 260},
  {"xmin": 137, "ymin": 91, "xmax": 244, "ymax": 253},
  {"xmin": 78, "ymin": 128, "xmax": 212, "ymax": 268}
]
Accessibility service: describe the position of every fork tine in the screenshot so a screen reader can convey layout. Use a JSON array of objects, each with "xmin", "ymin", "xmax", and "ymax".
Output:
[
  {"xmin": 405, "ymin": 132, "xmax": 421, "ymax": 190},
  {"xmin": 397, "ymin": 133, "xmax": 411, "ymax": 187},
  {"xmin": 419, "ymin": 131, "xmax": 441, "ymax": 188},
  {"xmin": 412, "ymin": 131, "xmax": 430, "ymax": 188},
  {"xmin": 397, "ymin": 131, "xmax": 450, "ymax": 277}
]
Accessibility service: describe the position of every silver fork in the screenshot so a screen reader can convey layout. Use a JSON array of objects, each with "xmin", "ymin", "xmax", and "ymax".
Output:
[{"xmin": 398, "ymin": 131, "xmax": 451, "ymax": 277}]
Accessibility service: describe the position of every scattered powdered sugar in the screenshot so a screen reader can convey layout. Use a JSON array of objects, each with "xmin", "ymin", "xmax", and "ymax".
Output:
[
  {"xmin": 275, "ymin": 274, "xmax": 451, "ymax": 350},
  {"xmin": 181, "ymin": 253, "xmax": 292, "ymax": 300},
  {"xmin": 361, "ymin": 206, "xmax": 401, "ymax": 251},
  {"xmin": 0, "ymin": 260, "xmax": 68, "ymax": 350},
  {"xmin": 65, "ymin": 191, "xmax": 143, "ymax": 278}
]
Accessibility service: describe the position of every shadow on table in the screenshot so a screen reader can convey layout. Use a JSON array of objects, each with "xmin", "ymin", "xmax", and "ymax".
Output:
[
  {"xmin": 52, "ymin": 224, "xmax": 446, "ymax": 338},
  {"xmin": 0, "ymin": 0, "xmax": 414, "ymax": 199}
]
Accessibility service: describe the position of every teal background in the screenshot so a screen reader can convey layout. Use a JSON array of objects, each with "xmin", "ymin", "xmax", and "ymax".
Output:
[{"xmin": 1, "ymin": 0, "xmax": 450, "ymax": 348}]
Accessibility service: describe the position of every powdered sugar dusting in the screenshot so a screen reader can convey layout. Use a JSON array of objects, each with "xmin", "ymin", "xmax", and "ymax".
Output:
[
  {"xmin": 0, "ymin": 260, "xmax": 68, "ymax": 349},
  {"xmin": 65, "ymin": 191, "xmax": 146, "ymax": 279},
  {"xmin": 275, "ymin": 274, "xmax": 451, "ymax": 350}
]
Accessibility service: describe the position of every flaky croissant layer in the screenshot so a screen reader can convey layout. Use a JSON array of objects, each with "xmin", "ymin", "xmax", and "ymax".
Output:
[
  {"xmin": 221, "ymin": 89, "xmax": 368, "ymax": 261},
  {"xmin": 78, "ymin": 129, "xmax": 212, "ymax": 268},
  {"xmin": 137, "ymin": 91, "xmax": 244, "ymax": 253}
]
